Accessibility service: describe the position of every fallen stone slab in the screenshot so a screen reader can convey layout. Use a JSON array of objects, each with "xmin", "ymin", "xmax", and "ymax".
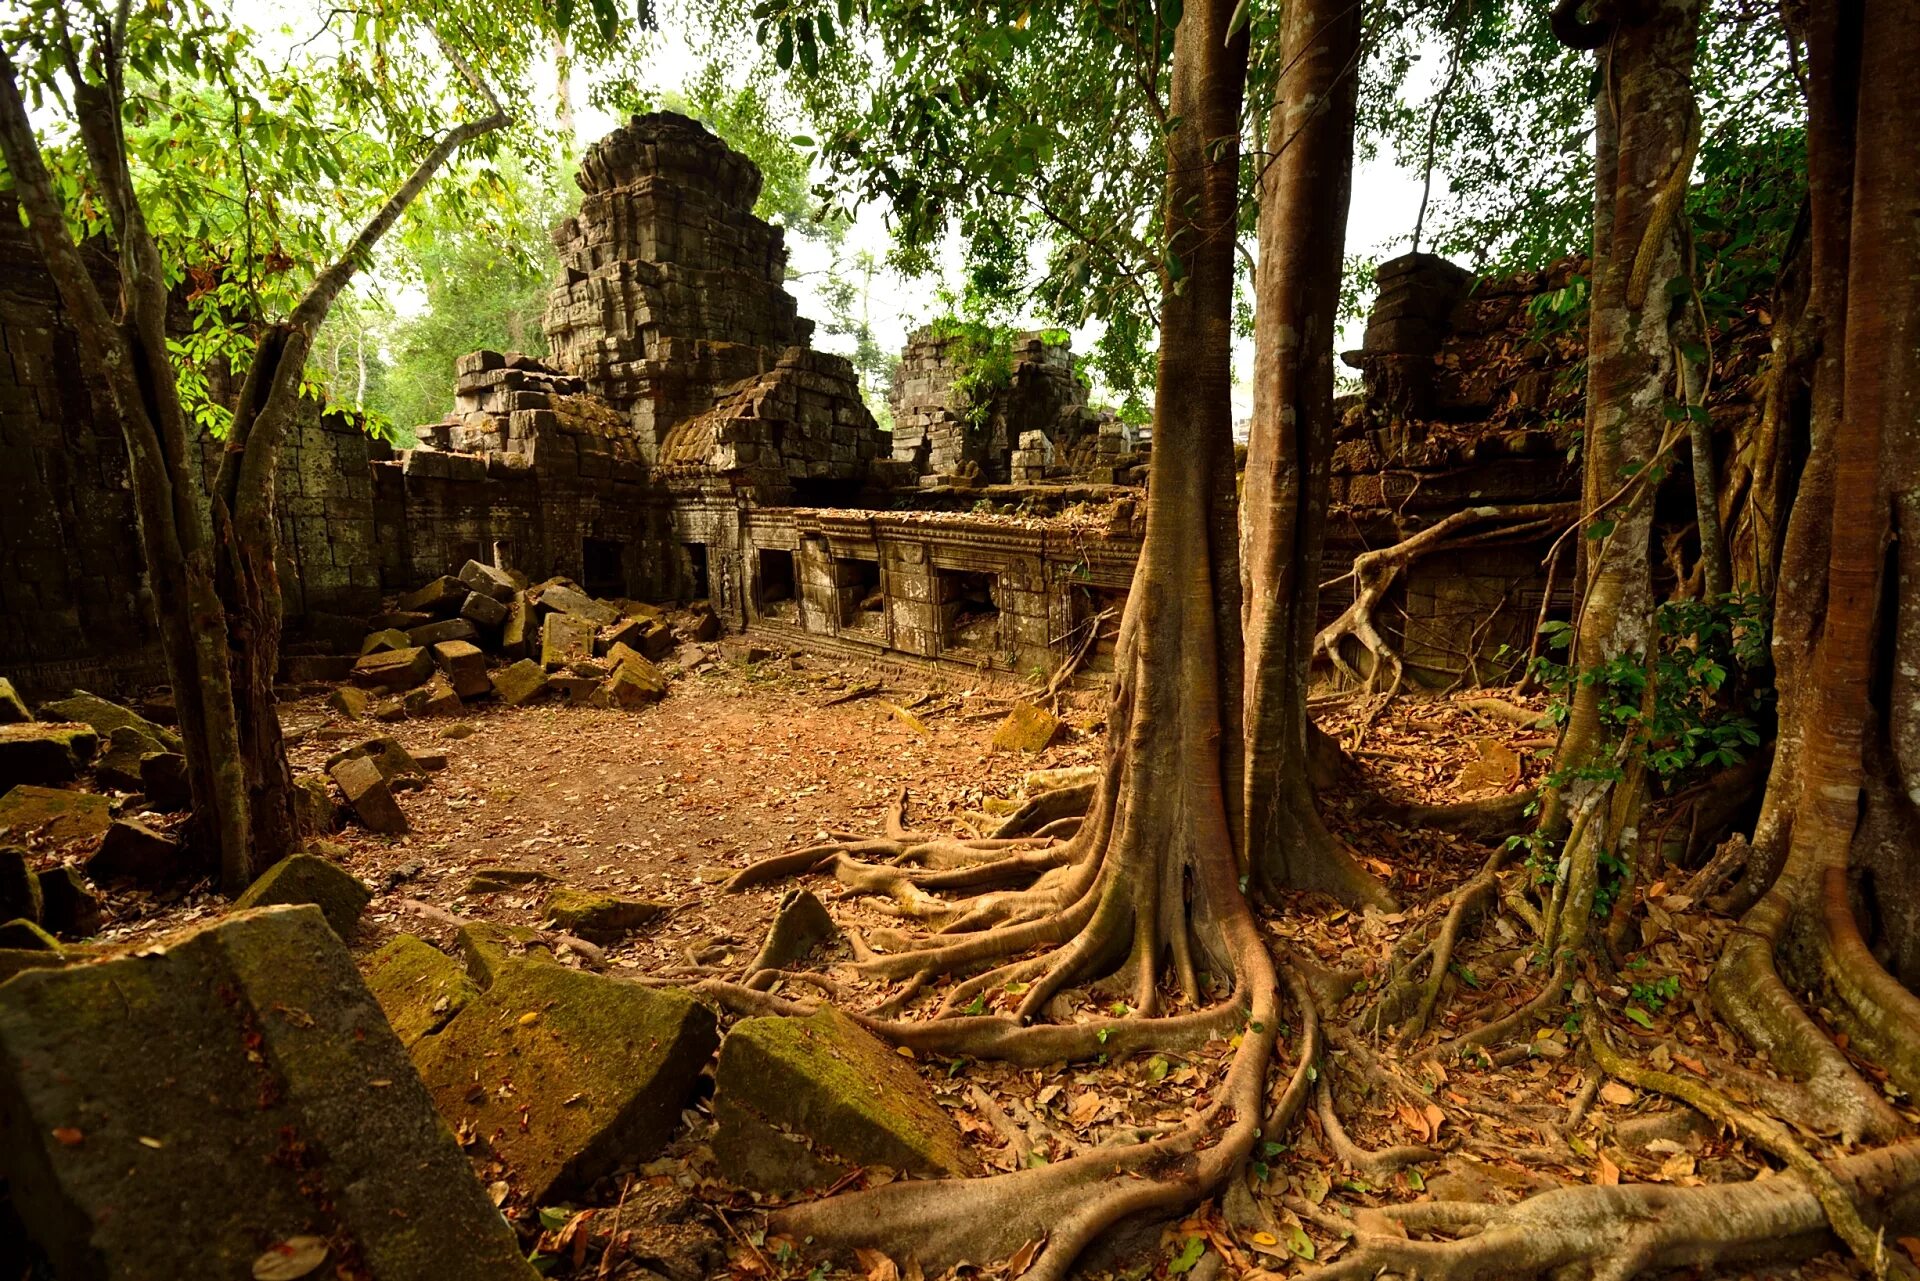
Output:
[
  {"xmin": 359, "ymin": 626, "xmax": 413, "ymax": 656},
  {"xmin": 532, "ymin": 580, "xmax": 620, "ymax": 626},
  {"xmin": 37, "ymin": 691, "xmax": 180, "ymax": 756},
  {"xmin": 466, "ymin": 865, "xmax": 557, "ymax": 894},
  {"xmin": 0, "ymin": 785, "xmax": 112, "ymax": 845},
  {"xmin": 84, "ymin": 817, "xmax": 181, "ymax": 887},
  {"xmin": 991, "ymin": 701, "xmax": 1064, "ymax": 753},
  {"xmin": 233, "ymin": 853, "xmax": 373, "ymax": 940},
  {"xmin": 402, "ymin": 673, "xmax": 463, "ymax": 717},
  {"xmin": 327, "ymin": 685, "xmax": 373, "ymax": 719},
  {"xmin": 541, "ymin": 612, "xmax": 597, "ymax": 670},
  {"xmin": 292, "ymin": 773, "xmax": 343, "ymax": 837},
  {"xmin": 500, "ymin": 593, "xmax": 534, "ymax": 658},
  {"xmin": 491, "ymin": 658, "xmax": 550, "ymax": 706},
  {"xmin": 433, "ymin": 639, "xmax": 492, "ymax": 700},
  {"xmin": 411, "ymin": 961, "xmax": 718, "ymax": 1203},
  {"xmin": 0, "ymin": 722, "xmax": 98, "ymax": 790},
  {"xmin": 595, "ymin": 652, "xmax": 669, "ymax": 708},
  {"xmin": 325, "ymin": 736, "xmax": 426, "ymax": 783},
  {"xmin": 398, "ymin": 573, "xmax": 471, "ymax": 616},
  {"xmin": 138, "ymin": 751, "xmax": 190, "ymax": 812},
  {"xmin": 353, "ymin": 646, "xmax": 435, "ymax": 691},
  {"xmin": 91, "ymin": 725, "xmax": 153, "ymax": 791},
  {"xmin": 328, "ymin": 755, "xmax": 409, "ymax": 835},
  {"xmin": 412, "ymin": 750, "xmax": 449, "ymax": 772},
  {"xmin": 548, "ymin": 675, "xmax": 601, "ymax": 706},
  {"xmin": 0, "ymin": 846, "xmax": 42, "ymax": 923},
  {"xmin": 543, "ymin": 886, "xmax": 666, "ymax": 942},
  {"xmin": 364, "ymin": 932, "xmax": 479, "ymax": 1047},
  {"xmin": 459, "ymin": 559, "xmax": 518, "ymax": 602},
  {"xmin": 34, "ymin": 864, "xmax": 100, "ymax": 938},
  {"xmin": 0, "ymin": 678, "xmax": 29, "ymax": 723},
  {"xmin": 0, "ymin": 905, "xmax": 536, "ymax": 1280},
  {"xmin": 461, "ymin": 590, "xmax": 510, "ymax": 629},
  {"xmin": 456, "ymin": 920, "xmax": 558, "ymax": 986},
  {"xmin": 407, "ymin": 617, "xmax": 481, "ymax": 649},
  {"xmin": 686, "ymin": 604, "xmax": 721, "ymax": 642},
  {"xmin": 372, "ymin": 609, "xmax": 432, "ymax": 632},
  {"xmin": 713, "ymin": 1006, "xmax": 977, "ymax": 1193}
]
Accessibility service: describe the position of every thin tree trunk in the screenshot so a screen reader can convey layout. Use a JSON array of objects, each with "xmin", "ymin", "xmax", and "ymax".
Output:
[{"xmin": 1240, "ymin": 0, "xmax": 1387, "ymax": 909}]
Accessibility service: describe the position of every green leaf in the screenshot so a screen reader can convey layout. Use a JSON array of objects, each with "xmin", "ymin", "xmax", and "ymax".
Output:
[
  {"xmin": 1624, "ymin": 1005, "xmax": 1654, "ymax": 1028},
  {"xmin": 1168, "ymin": 1236, "xmax": 1207, "ymax": 1274}
]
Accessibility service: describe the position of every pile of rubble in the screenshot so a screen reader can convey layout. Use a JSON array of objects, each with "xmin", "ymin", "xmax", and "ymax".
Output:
[{"xmin": 345, "ymin": 558, "xmax": 715, "ymax": 724}]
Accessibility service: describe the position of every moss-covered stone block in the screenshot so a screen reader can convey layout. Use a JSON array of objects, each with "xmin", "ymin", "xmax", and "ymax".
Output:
[
  {"xmin": 593, "ymin": 653, "xmax": 669, "ymax": 709},
  {"xmin": 402, "ymin": 673, "xmax": 463, "ymax": 717},
  {"xmin": 411, "ymin": 961, "xmax": 718, "ymax": 1203},
  {"xmin": 0, "ymin": 905, "xmax": 535, "ymax": 1280},
  {"xmin": 0, "ymin": 723, "xmax": 98, "ymax": 791},
  {"xmin": 84, "ymin": 817, "xmax": 182, "ymax": 887},
  {"xmin": 91, "ymin": 725, "xmax": 154, "ymax": 791},
  {"xmin": 465, "ymin": 865, "xmax": 557, "ymax": 895},
  {"xmin": 353, "ymin": 646, "xmax": 435, "ymax": 692},
  {"xmin": 0, "ymin": 785, "xmax": 112, "ymax": 845},
  {"xmin": 0, "ymin": 917, "xmax": 60, "ymax": 951},
  {"xmin": 991, "ymin": 701, "xmax": 1063, "ymax": 753},
  {"xmin": 543, "ymin": 886, "xmax": 666, "ymax": 942},
  {"xmin": 360, "ymin": 627, "xmax": 413, "ymax": 656},
  {"xmin": 398, "ymin": 574, "xmax": 469, "ymax": 616},
  {"xmin": 365, "ymin": 933, "xmax": 479, "ymax": 1047},
  {"xmin": 491, "ymin": 658, "xmax": 549, "ymax": 706},
  {"xmin": 713, "ymin": 1006, "xmax": 977, "ymax": 1193},
  {"xmin": 0, "ymin": 846, "xmax": 41, "ymax": 924},
  {"xmin": 233, "ymin": 854, "xmax": 373, "ymax": 940},
  {"xmin": 292, "ymin": 772, "xmax": 343, "ymax": 838},
  {"xmin": 329, "ymin": 755, "xmax": 408, "ymax": 835},
  {"xmin": 540, "ymin": 612, "xmax": 597, "ymax": 671},
  {"xmin": 37, "ymin": 691, "xmax": 179, "ymax": 756},
  {"xmin": 456, "ymin": 920, "xmax": 558, "ymax": 987},
  {"xmin": 34, "ymin": 864, "xmax": 100, "ymax": 938},
  {"xmin": 0, "ymin": 678, "xmax": 29, "ymax": 724}
]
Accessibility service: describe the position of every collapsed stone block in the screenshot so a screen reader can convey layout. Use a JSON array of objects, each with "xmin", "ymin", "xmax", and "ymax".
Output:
[
  {"xmin": 327, "ymin": 685, "xmax": 373, "ymax": 719},
  {"xmin": 402, "ymin": 673, "xmax": 463, "ymax": 717},
  {"xmin": 0, "ymin": 786, "xmax": 112, "ymax": 845},
  {"xmin": 543, "ymin": 886, "xmax": 666, "ymax": 942},
  {"xmin": 713, "ymin": 1006, "xmax": 976, "ymax": 1193},
  {"xmin": 233, "ymin": 854, "xmax": 373, "ymax": 940},
  {"xmin": 991, "ymin": 701, "xmax": 1064, "ymax": 753},
  {"xmin": 0, "ymin": 678, "xmax": 29, "ymax": 723},
  {"xmin": 595, "ymin": 654, "xmax": 669, "ymax": 708},
  {"xmin": 292, "ymin": 772, "xmax": 343, "ymax": 838},
  {"xmin": 0, "ymin": 917, "xmax": 60, "ymax": 951},
  {"xmin": 0, "ymin": 722, "xmax": 98, "ymax": 790},
  {"xmin": 325, "ymin": 736, "xmax": 425, "ymax": 784},
  {"xmin": 138, "ymin": 751, "xmax": 191, "ymax": 813},
  {"xmin": 91, "ymin": 725, "xmax": 153, "ymax": 791},
  {"xmin": 328, "ymin": 755, "xmax": 409, "ymax": 835},
  {"xmin": 500, "ymin": 593, "xmax": 534, "ymax": 658},
  {"xmin": 0, "ymin": 846, "xmax": 43, "ymax": 923},
  {"xmin": 532, "ymin": 580, "xmax": 620, "ymax": 626},
  {"xmin": 465, "ymin": 865, "xmax": 556, "ymax": 894},
  {"xmin": 0, "ymin": 905, "xmax": 536, "ymax": 1280},
  {"xmin": 398, "ymin": 574, "xmax": 470, "ymax": 616},
  {"xmin": 365, "ymin": 933, "xmax": 480, "ymax": 1047},
  {"xmin": 37, "ymin": 691, "xmax": 180, "ymax": 757},
  {"xmin": 744, "ymin": 888, "xmax": 838, "ymax": 974},
  {"xmin": 352, "ymin": 645, "xmax": 435, "ymax": 691},
  {"xmin": 432, "ymin": 639, "xmax": 492, "ymax": 699},
  {"xmin": 410, "ymin": 961, "xmax": 718, "ymax": 1203},
  {"xmin": 458, "ymin": 559, "xmax": 518, "ymax": 601},
  {"xmin": 35, "ymin": 864, "xmax": 101, "ymax": 937},
  {"xmin": 461, "ymin": 590, "xmax": 510, "ymax": 629},
  {"xmin": 407, "ymin": 617, "xmax": 481, "ymax": 648},
  {"xmin": 455, "ymin": 920, "xmax": 558, "ymax": 987},
  {"xmin": 491, "ymin": 658, "xmax": 550, "ymax": 706},
  {"xmin": 360, "ymin": 627, "xmax": 413, "ymax": 655},
  {"xmin": 540, "ymin": 612, "xmax": 597, "ymax": 670},
  {"xmin": 84, "ymin": 817, "xmax": 181, "ymax": 886}
]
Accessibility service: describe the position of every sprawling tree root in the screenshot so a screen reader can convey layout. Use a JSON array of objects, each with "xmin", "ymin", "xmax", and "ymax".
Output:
[
  {"xmin": 1356, "ymin": 848, "xmax": 1507, "ymax": 1044},
  {"xmin": 1300, "ymin": 1140, "xmax": 1920, "ymax": 1281},
  {"xmin": 1314, "ymin": 504, "xmax": 1577, "ymax": 691}
]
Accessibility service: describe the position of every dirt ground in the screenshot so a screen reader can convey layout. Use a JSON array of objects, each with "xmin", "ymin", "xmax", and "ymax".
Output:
[{"xmin": 32, "ymin": 645, "xmax": 1891, "ymax": 1280}]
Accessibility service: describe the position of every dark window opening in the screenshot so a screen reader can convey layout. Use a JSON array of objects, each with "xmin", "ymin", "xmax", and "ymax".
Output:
[
  {"xmin": 450, "ymin": 539, "xmax": 482, "ymax": 570},
  {"xmin": 940, "ymin": 569, "xmax": 1001, "ymax": 650},
  {"xmin": 835, "ymin": 557, "xmax": 884, "ymax": 634},
  {"xmin": 757, "ymin": 548, "xmax": 797, "ymax": 618},
  {"xmin": 789, "ymin": 476, "xmax": 869, "ymax": 508},
  {"xmin": 582, "ymin": 537, "xmax": 626, "ymax": 599},
  {"xmin": 682, "ymin": 542, "xmax": 710, "ymax": 601},
  {"xmin": 1070, "ymin": 583, "xmax": 1126, "ymax": 673}
]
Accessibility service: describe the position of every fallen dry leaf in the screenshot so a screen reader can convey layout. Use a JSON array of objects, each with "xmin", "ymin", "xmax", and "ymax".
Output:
[{"xmin": 251, "ymin": 1236, "xmax": 328, "ymax": 1280}]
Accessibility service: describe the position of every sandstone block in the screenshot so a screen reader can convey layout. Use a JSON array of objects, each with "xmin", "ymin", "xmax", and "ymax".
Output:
[
  {"xmin": 406, "ymin": 617, "xmax": 480, "ymax": 649},
  {"xmin": 292, "ymin": 772, "xmax": 343, "ymax": 837},
  {"xmin": 234, "ymin": 854, "xmax": 373, "ymax": 940},
  {"xmin": 0, "ymin": 846, "xmax": 42, "ymax": 924},
  {"xmin": 0, "ymin": 786, "xmax": 112, "ymax": 845},
  {"xmin": 35, "ymin": 864, "xmax": 100, "ymax": 938},
  {"xmin": 402, "ymin": 673, "xmax": 463, "ymax": 717},
  {"xmin": 411, "ymin": 961, "xmax": 717, "ymax": 1203},
  {"xmin": 460, "ymin": 589, "xmax": 510, "ymax": 630},
  {"xmin": 0, "ymin": 906, "xmax": 535, "ymax": 1280},
  {"xmin": 0, "ymin": 678, "xmax": 30, "ymax": 723},
  {"xmin": 328, "ymin": 756, "xmax": 408, "ymax": 834},
  {"xmin": 532, "ymin": 580, "xmax": 620, "ymax": 626},
  {"xmin": 398, "ymin": 574, "xmax": 469, "ymax": 616},
  {"xmin": 84, "ymin": 818, "xmax": 181, "ymax": 886},
  {"xmin": 138, "ymin": 751, "xmax": 190, "ymax": 812},
  {"xmin": 364, "ymin": 933, "xmax": 480, "ymax": 1047},
  {"xmin": 0, "ymin": 723, "xmax": 98, "ymax": 790},
  {"xmin": 325, "ymin": 736, "xmax": 425, "ymax": 784},
  {"xmin": 37, "ymin": 691, "xmax": 180, "ymax": 757},
  {"xmin": 352, "ymin": 646, "xmax": 434, "ymax": 691},
  {"xmin": 359, "ymin": 627, "xmax": 413, "ymax": 656},
  {"xmin": 543, "ymin": 886, "xmax": 666, "ymax": 942},
  {"xmin": 541, "ymin": 612, "xmax": 597, "ymax": 670},
  {"xmin": 458, "ymin": 558, "xmax": 518, "ymax": 602},
  {"xmin": 595, "ymin": 655, "xmax": 669, "ymax": 709},
  {"xmin": 327, "ymin": 685, "xmax": 373, "ymax": 719},
  {"xmin": 491, "ymin": 658, "xmax": 550, "ymax": 706},
  {"xmin": 991, "ymin": 701, "xmax": 1064, "ymax": 753},
  {"xmin": 713, "ymin": 1006, "xmax": 975, "ymax": 1193},
  {"xmin": 455, "ymin": 920, "xmax": 558, "ymax": 987},
  {"xmin": 465, "ymin": 865, "xmax": 556, "ymax": 894},
  {"xmin": 432, "ymin": 640, "xmax": 492, "ymax": 699},
  {"xmin": 500, "ymin": 592, "xmax": 533, "ymax": 657},
  {"xmin": 0, "ymin": 917, "xmax": 59, "ymax": 951}
]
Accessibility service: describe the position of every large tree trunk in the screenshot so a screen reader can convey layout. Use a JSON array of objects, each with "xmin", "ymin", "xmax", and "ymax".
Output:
[
  {"xmin": 1713, "ymin": 0, "xmax": 1920, "ymax": 1142},
  {"xmin": 1537, "ymin": 0, "xmax": 1701, "ymax": 958},
  {"xmin": 1239, "ymin": 0, "xmax": 1387, "ymax": 910}
]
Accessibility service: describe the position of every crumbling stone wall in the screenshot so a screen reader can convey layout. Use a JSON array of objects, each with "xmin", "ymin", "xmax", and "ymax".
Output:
[{"xmin": 888, "ymin": 329, "xmax": 1112, "ymax": 485}]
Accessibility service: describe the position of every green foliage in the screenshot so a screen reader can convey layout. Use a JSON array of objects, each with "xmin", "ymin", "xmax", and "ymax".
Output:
[{"xmin": 924, "ymin": 290, "xmax": 1066, "ymax": 430}]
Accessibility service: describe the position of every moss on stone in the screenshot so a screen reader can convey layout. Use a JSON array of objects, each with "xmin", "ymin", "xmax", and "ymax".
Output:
[
  {"xmin": 0, "ymin": 786, "xmax": 112, "ymax": 845},
  {"xmin": 409, "ymin": 960, "xmax": 718, "ymax": 1203},
  {"xmin": 37, "ymin": 691, "xmax": 180, "ymax": 756},
  {"xmin": 0, "ymin": 918, "xmax": 60, "ymax": 951},
  {"xmin": 233, "ymin": 854, "xmax": 372, "ymax": 940},
  {"xmin": 364, "ymin": 933, "xmax": 479, "ymax": 1047},
  {"xmin": 543, "ymin": 886, "xmax": 666, "ymax": 942},
  {"xmin": 713, "ymin": 1006, "xmax": 976, "ymax": 1193},
  {"xmin": 456, "ymin": 920, "xmax": 558, "ymax": 987}
]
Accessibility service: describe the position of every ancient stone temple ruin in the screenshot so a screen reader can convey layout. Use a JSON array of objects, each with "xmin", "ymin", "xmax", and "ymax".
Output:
[{"xmin": 0, "ymin": 111, "xmax": 1609, "ymax": 698}]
